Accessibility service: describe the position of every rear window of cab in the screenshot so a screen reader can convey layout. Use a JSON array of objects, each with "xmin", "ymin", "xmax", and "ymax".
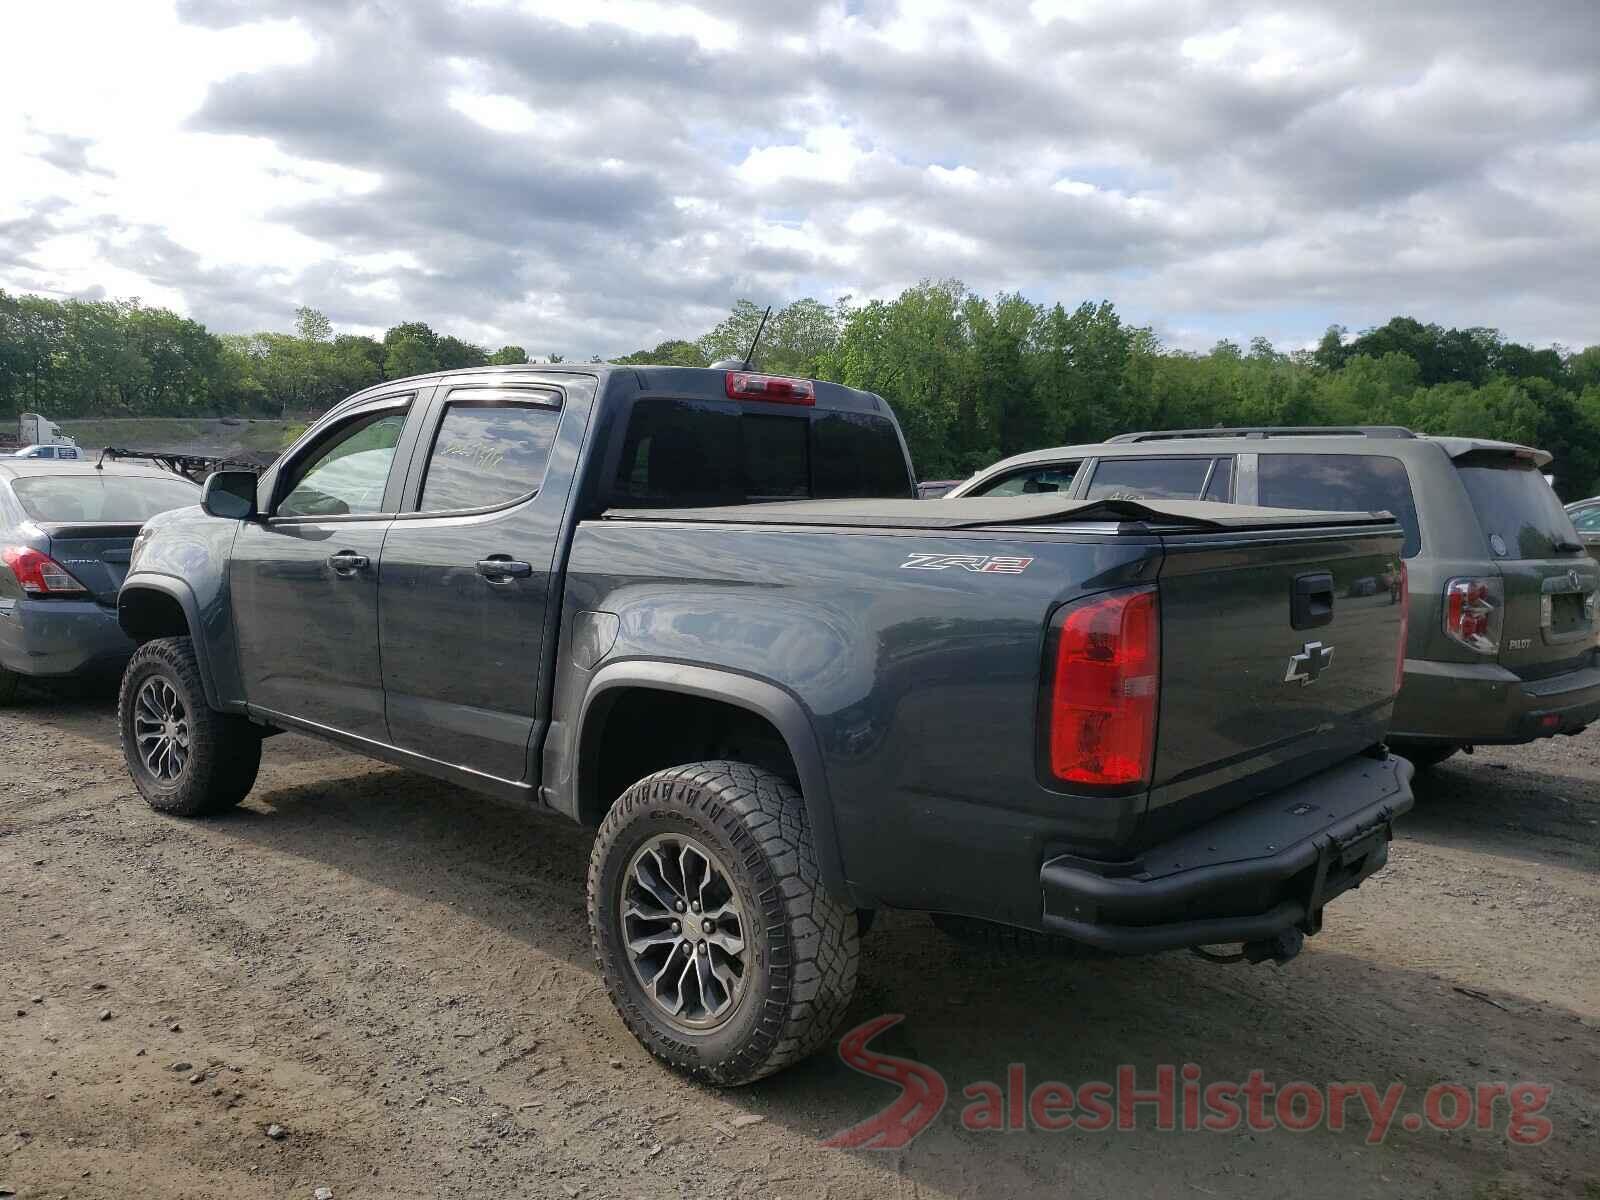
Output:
[{"xmin": 611, "ymin": 397, "xmax": 914, "ymax": 506}]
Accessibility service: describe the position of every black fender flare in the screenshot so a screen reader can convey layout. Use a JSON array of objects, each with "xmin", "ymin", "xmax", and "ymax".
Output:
[
  {"xmin": 577, "ymin": 660, "xmax": 849, "ymax": 898},
  {"xmin": 117, "ymin": 575, "xmax": 222, "ymax": 711}
]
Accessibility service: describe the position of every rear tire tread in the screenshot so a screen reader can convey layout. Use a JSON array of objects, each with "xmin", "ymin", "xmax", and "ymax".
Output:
[{"xmin": 588, "ymin": 760, "xmax": 859, "ymax": 1085}]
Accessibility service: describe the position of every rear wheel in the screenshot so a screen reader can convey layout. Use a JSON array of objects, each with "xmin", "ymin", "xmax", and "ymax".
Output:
[
  {"xmin": 587, "ymin": 761, "xmax": 859, "ymax": 1085},
  {"xmin": 0, "ymin": 665, "xmax": 19, "ymax": 708},
  {"xmin": 1392, "ymin": 742, "xmax": 1459, "ymax": 771},
  {"xmin": 119, "ymin": 637, "xmax": 262, "ymax": 816}
]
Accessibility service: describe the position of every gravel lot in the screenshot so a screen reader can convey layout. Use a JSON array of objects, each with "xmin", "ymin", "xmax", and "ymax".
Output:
[{"xmin": 2, "ymin": 682, "xmax": 1597, "ymax": 1199}]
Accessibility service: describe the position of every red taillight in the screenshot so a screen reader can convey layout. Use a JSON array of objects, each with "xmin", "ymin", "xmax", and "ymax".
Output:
[
  {"xmin": 1443, "ymin": 576, "xmax": 1501, "ymax": 653},
  {"xmin": 1, "ymin": 546, "xmax": 88, "ymax": 596},
  {"xmin": 724, "ymin": 371, "xmax": 816, "ymax": 406},
  {"xmin": 1044, "ymin": 588, "xmax": 1160, "ymax": 788},
  {"xmin": 1395, "ymin": 561, "xmax": 1409, "ymax": 694}
]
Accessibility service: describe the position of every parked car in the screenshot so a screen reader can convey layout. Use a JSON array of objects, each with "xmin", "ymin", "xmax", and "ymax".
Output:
[
  {"xmin": 117, "ymin": 368, "xmax": 1413, "ymax": 1084},
  {"xmin": 949, "ymin": 426, "xmax": 1600, "ymax": 768},
  {"xmin": 1568, "ymin": 496, "xmax": 1600, "ymax": 565},
  {"xmin": 10, "ymin": 444, "xmax": 82, "ymax": 460},
  {"xmin": 0, "ymin": 459, "xmax": 200, "ymax": 704}
]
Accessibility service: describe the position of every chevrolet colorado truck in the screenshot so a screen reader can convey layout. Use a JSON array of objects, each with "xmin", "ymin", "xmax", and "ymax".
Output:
[{"xmin": 115, "ymin": 364, "xmax": 1414, "ymax": 1084}]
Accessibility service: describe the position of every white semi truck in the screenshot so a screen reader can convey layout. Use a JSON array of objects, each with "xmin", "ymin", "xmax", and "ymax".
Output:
[{"xmin": 3, "ymin": 413, "xmax": 80, "ymax": 458}]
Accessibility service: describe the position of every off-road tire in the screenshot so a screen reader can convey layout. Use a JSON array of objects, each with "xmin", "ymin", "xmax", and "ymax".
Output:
[
  {"xmin": 588, "ymin": 761, "xmax": 859, "ymax": 1086},
  {"xmin": 119, "ymin": 637, "xmax": 262, "ymax": 816},
  {"xmin": 1392, "ymin": 741, "xmax": 1458, "ymax": 771},
  {"xmin": 0, "ymin": 666, "xmax": 19, "ymax": 707}
]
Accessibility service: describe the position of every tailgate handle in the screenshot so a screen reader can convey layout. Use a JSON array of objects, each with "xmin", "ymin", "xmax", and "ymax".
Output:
[{"xmin": 1291, "ymin": 572, "xmax": 1334, "ymax": 630}]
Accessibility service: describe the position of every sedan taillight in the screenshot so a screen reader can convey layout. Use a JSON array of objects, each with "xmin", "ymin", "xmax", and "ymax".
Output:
[
  {"xmin": 1442, "ymin": 576, "xmax": 1502, "ymax": 654},
  {"xmin": 1042, "ymin": 587, "xmax": 1160, "ymax": 789},
  {"xmin": 1, "ymin": 546, "xmax": 88, "ymax": 596}
]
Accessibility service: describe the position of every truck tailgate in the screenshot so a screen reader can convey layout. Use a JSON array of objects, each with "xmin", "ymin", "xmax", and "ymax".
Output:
[{"xmin": 1144, "ymin": 522, "xmax": 1406, "ymax": 841}]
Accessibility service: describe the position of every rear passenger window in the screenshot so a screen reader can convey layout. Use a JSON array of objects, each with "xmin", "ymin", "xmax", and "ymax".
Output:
[
  {"xmin": 418, "ymin": 398, "xmax": 561, "ymax": 513},
  {"xmin": 973, "ymin": 462, "xmax": 1081, "ymax": 497},
  {"xmin": 1086, "ymin": 457, "xmax": 1212, "ymax": 501},
  {"xmin": 1259, "ymin": 453, "xmax": 1421, "ymax": 557}
]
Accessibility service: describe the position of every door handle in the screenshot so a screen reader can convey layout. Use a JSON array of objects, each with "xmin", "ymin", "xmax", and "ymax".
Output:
[
  {"xmin": 476, "ymin": 558, "xmax": 533, "ymax": 582},
  {"xmin": 1291, "ymin": 571, "xmax": 1334, "ymax": 630},
  {"xmin": 328, "ymin": 551, "xmax": 370, "ymax": 575}
]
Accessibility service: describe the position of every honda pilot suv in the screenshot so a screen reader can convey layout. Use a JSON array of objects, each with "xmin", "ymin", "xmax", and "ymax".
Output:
[{"xmin": 950, "ymin": 427, "xmax": 1600, "ymax": 768}]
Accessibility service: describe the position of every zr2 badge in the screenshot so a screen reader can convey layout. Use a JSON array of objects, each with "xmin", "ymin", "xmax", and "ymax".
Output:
[{"xmin": 900, "ymin": 553, "xmax": 1034, "ymax": 574}]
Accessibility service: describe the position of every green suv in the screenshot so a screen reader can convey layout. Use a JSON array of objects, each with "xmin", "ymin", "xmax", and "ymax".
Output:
[{"xmin": 950, "ymin": 427, "xmax": 1600, "ymax": 768}]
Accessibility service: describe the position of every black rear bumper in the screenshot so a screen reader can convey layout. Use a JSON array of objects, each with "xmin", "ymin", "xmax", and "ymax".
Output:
[{"xmin": 1040, "ymin": 752, "xmax": 1414, "ymax": 953}]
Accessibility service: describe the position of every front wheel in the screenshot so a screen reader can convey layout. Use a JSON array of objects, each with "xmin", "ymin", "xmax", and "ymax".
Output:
[
  {"xmin": 587, "ymin": 761, "xmax": 859, "ymax": 1085},
  {"xmin": 119, "ymin": 638, "xmax": 262, "ymax": 816}
]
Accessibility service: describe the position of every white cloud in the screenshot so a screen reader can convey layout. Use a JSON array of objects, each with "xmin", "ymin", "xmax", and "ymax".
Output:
[{"xmin": 1, "ymin": 0, "xmax": 1595, "ymax": 354}]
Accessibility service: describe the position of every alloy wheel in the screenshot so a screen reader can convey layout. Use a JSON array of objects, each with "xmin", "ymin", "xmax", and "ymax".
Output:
[
  {"xmin": 134, "ymin": 677, "xmax": 190, "ymax": 782},
  {"xmin": 620, "ymin": 833, "xmax": 748, "ymax": 1031}
]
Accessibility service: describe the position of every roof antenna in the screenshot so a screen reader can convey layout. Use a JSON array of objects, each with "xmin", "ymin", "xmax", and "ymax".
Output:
[{"xmin": 741, "ymin": 305, "xmax": 773, "ymax": 370}]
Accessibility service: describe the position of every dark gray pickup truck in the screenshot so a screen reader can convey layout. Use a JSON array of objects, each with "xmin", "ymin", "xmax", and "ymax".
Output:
[{"xmin": 115, "ymin": 364, "xmax": 1414, "ymax": 1083}]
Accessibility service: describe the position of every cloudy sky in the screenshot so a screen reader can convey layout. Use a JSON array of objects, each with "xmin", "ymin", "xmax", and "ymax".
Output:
[{"xmin": 2, "ymin": 0, "xmax": 1596, "ymax": 357}]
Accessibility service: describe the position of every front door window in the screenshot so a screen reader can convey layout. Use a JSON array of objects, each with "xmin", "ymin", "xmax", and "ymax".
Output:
[{"xmin": 277, "ymin": 411, "xmax": 408, "ymax": 519}]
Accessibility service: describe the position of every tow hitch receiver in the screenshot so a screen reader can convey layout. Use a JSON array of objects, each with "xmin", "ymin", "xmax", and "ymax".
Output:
[{"xmin": 1191, "ymin": 927, "xmax": 1304, "ymax": 966}]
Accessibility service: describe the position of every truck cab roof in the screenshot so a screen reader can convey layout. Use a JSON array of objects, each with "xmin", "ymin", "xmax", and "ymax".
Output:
[{"xmin": 333, "ymin": 363, "xmax": 891, "ymax": 420}]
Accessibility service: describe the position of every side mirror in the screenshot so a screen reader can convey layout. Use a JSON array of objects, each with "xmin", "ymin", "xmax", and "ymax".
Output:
[{"xmin": 202, "ymin": 471, "xmax": 260, "ymax": 520}]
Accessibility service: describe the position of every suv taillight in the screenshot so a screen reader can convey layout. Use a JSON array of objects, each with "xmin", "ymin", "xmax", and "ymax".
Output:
[
  {"xmin": 1395, "ymin": 561, "xmax": 1409, "ymax": 694},
  {"xmin": 1, "ymin": 546, "xmax": 88, "ymax": 596},
  {"xmin": 1443, "ymin": 576, "xmax": 1502, "ymax": 654},
  {"xmin": 725, "ymin": 371, "xmax": 816, "ymax": 406},
  {"xmin": 1042, "ymin": 587, "xmax": 1160, "ymax": 789}
]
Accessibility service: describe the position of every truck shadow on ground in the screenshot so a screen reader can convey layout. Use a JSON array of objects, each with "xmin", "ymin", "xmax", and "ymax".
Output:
[
  {"xmin": 1401, "ymin": 748, "xmax": 1599, "ymax": 876},
  {"xmin": 203, "ymin": 743, "xmax": 1598, "ymax": 1199}
]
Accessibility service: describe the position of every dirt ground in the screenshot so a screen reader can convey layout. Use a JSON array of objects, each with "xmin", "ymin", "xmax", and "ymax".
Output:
[{"xmin": 2, "ymin": 682, "xmax": 1597, "ymax": 1200}]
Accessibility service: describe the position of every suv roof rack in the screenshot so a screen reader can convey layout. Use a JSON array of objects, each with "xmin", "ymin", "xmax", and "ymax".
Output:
[{"xmin": 1106, "ymin": 426, "xmax": 1417, "ymax": 443}]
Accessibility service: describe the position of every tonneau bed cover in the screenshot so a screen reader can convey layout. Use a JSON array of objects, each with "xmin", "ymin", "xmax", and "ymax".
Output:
[{"xmin": 604, "ymin": 495, "xmax": 1396, "ymax": 533}]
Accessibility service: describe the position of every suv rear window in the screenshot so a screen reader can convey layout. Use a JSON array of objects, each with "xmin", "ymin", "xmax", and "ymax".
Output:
[
  {"xmin": 1456, "ymin": 457, "xmax": 1582, "ymax": 560},
  {"xmin": 1259, "ymin": 453, "xmax": 1421, "ymax": 556},
  {"xmin": 612, "ymin": 398, "xmax": 913, "ymax": 506}
]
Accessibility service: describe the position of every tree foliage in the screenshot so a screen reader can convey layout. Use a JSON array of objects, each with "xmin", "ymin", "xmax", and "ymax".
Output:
[{"xmin": 2, "ymin": 286, "xmax": 1597, "ymax": 496}]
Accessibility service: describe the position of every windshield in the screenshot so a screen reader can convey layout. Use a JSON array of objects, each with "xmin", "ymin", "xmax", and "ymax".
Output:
[
  {"xmin": 12, "ymin": 473, "xmax": 200, "ymax": 523},
  {"xmin": 1456, "ymin": 458, "xmax": 1582, "ymax": 560}
]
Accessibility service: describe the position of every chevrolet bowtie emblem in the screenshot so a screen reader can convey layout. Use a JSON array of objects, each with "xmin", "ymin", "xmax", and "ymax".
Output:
[{"xmin": 1284, "ymin": 641, "xmax": 1335, "ymax": 686}]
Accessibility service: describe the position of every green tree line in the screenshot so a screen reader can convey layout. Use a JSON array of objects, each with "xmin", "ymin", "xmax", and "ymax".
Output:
[
  {"xmin": 0, "ymin": 294, "xmax": 531, "ymax": 421},
  {"xmin": 4, "ymin": 283, "xmax": 1599, "ymax": 495}
]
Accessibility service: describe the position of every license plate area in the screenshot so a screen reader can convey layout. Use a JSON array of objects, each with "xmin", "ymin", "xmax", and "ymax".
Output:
[{"xmin": 1548, "ymin": 591, "xmax": 1585, "ymax": 633}]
